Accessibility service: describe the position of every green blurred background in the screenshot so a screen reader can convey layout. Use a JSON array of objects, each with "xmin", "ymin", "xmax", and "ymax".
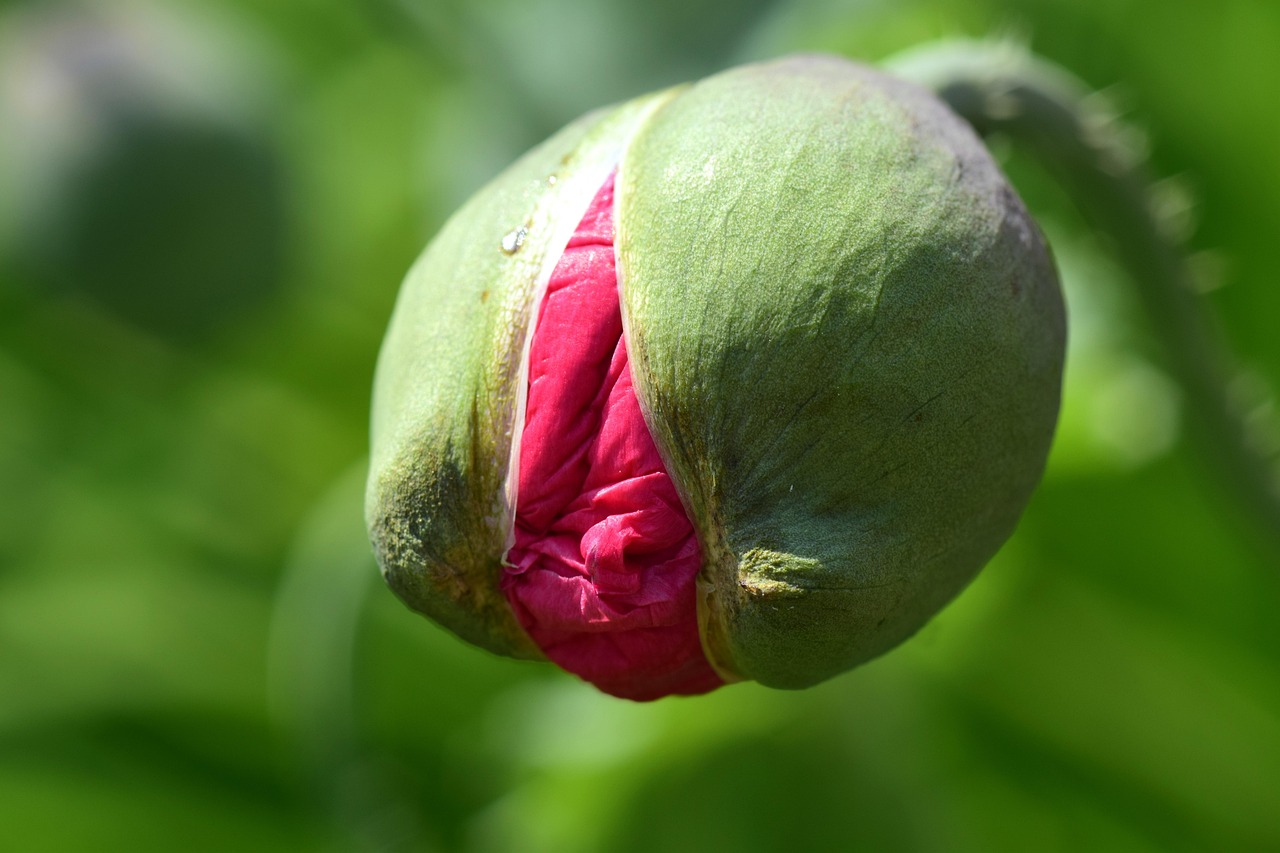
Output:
[{"xmin": 2, "ymin": 0, "xmax": 1278, "ymax": 850}]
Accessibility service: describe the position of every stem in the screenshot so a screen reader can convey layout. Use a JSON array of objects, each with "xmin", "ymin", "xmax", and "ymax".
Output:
[
  {"xmin": 267, "ymin": 463, "xmax": 425, "ymax": 849},
  {"xmin": 890, "ymin": 41, "xmax": 1280, "ymax": 555}
]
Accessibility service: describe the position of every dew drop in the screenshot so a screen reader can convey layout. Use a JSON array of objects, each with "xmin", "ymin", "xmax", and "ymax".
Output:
[
  {"xmin": 547, "ymin": 174, "xmax": 558, "ymax": 186},
  {"xmin": 501, "ymin": 224, "xmax": 529, "ymax": 255}
]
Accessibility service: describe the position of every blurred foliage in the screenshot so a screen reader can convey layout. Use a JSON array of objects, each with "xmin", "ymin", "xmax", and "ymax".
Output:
[{"xmin": 1, "ymin": 0, "xmax": 1278, "ymax": 850}]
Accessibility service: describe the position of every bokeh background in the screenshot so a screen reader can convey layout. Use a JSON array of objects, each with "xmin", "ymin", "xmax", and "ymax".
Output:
[{"xmin": 2, "ymin": 0, "xmax": 1279, "ymax": 850}]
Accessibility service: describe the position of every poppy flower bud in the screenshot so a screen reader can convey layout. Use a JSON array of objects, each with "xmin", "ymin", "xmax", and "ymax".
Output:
[{"xmin": 366, "ymin": 55, "xmax": 1065, "ymax": 699}]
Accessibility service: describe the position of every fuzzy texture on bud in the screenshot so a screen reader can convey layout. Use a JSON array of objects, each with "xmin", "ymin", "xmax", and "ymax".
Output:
[{"xmin": 366, "ymin": 55, "xmax": 1065, "ymax": 698}]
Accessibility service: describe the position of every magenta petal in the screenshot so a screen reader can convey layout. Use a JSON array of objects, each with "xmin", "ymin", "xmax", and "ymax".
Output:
[{"xmin": 502, "ymin": 174, "xmax": 724, "ymax": 701}]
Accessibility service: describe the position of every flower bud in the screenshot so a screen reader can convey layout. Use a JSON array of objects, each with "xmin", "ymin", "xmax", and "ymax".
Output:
[{"xmin": 366, "ymin": 55, "xmax": 1065, "ymax": 698}]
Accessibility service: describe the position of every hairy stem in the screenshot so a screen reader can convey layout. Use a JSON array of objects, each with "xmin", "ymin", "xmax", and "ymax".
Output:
[{"xmin": 890, "ymin": 41, "xmax": 1280, "ymax": 555}]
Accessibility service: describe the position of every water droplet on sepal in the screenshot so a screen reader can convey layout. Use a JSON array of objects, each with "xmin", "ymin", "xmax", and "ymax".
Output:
[{"xmin": 501, "ymin": 224, "xmax": 529, "ymax": 255}]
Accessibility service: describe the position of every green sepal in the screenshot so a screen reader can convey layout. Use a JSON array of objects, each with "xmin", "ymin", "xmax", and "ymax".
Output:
[
  {"xmin": 366, "ymin": 89, "xmax": 679, "ymax": 658},
  {"xmin": 616, "ymin": 56, "xmax": 1065, "ymax": 687}
]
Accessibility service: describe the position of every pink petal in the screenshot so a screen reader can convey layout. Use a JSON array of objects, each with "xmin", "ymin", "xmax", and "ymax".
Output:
[{"xmin": 502, "ymin": 174, "xmax": 724, "ymax": 701}]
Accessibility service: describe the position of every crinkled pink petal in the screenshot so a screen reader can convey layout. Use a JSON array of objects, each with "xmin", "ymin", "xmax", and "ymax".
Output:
[{"xmin": 502, "ymin": 173, "xmax": 724, "ymax": 701}]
